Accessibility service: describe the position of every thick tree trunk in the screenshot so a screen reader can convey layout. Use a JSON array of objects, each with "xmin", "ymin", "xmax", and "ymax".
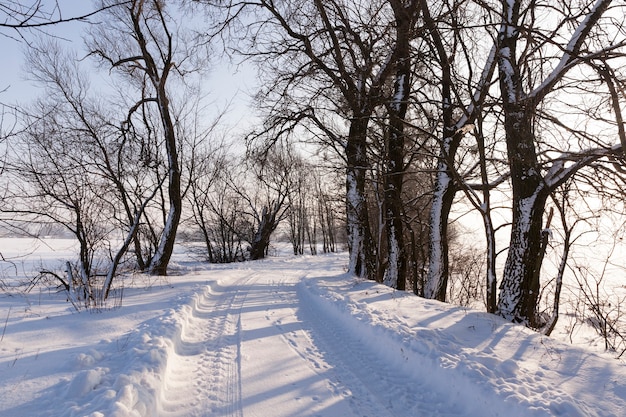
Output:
[
  {"xmin": 382, "ymin": 0, "xmax": 415, "ymax": 291},
  {"xmin": 250, "ymin": 205, "xmax": 278, "ymax": 260},
  {"xmin": 495, "ymin": 0, "xmax": 613, "ymax": 325},
  {"xmin": 149, "ymin": 200, "xmax": 182, "ymax": 275},
  {"xmin": 492, "ymin": 101, "xmax": 551, "ymax": 325},
  {"xmin": 424, "ymin": 149, "xmax": 456, "ymax": 301},
  {"xmin": 498, "ymin": 181, "xmax": 548, "ymax": 325},
  {"xmin": 382, "ymin": 93, "xmax": 408, "ymax": 289},
  {"xmin": 498, "ymin": 104, "xmax": 549, "ymax": 324},
  {"xmin": 495, "ymin": 0, "xmax": 547, "ymax": 325},
  {"xmin": 346, "ymin": 116, "xmax": 375, "ymax": 280},
  {"xmin": 148, "ymin": 93, "xmax": 182, "ymax": 275},
  {"xmin": 421, "ymin": 0, "xmax": 458, "ymax": 302}
]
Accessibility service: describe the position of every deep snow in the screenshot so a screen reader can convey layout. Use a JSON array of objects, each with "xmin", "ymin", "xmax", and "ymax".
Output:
[{"xmin": 1, "ymin": 239, "xmax": 626, "ymax": 416}]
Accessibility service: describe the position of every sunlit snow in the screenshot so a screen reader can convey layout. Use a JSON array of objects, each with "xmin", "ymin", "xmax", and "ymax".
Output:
[{"xmin": 1, "ymin": 239, "xmax": 625, "ymax": 416}]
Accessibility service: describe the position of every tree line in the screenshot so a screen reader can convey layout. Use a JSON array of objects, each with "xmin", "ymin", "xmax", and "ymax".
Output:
[
  {"xmin": 2, "ymin": 0, "xmax": 626, "ymax": 335},
  {"xmin": 216, "ymin": 0, "xmax": 626, "ymax": 331}
]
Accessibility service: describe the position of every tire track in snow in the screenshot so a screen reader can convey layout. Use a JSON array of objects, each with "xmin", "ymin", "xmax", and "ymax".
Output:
[
  {"xmin": 160, "ymin": 273, "xmax": 252, "ymax": 417},
  {"xmin": 254, "ymin": 276, "xmax": 410, "ymax": 417},
  {"xmin": 287, "ymin": 282, "xmax": 467, "ymax": 417},
  {"xmin": 269, "ymin": 281, "xmax": 394, "ymax": 417}
]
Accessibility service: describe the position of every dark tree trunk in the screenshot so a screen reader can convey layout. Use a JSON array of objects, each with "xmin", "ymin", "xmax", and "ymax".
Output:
[
  {"xmin": 421, "ymin": 0, "xmax": 457, "ymax": 301},
  {"xmin": 498, "ymin": 104, "xmax": 549, "ymax": 325},
  {"xmin": 126, "ymin": 2, "xmax": 183, "ymax": 276},
  {"xmin": 382, "ymin": 0, "xmax": 417, "ymax": 291},
  {"xmin": 345, "ymin": 116, "xmax": 376, "ymax": 280},
  {"xmin": 496, "ymin": 0, "xmax": 546, "ymax": 325},
  {"xmin": 495, "ymin": 0, "xmax": 613, "ymax": 325},
  {"xmin": 147, "ymin": 89, "xmax": 182, "ymax": 275},
  {"xmin": 250, "ymin": 205, "xmax": 279, "ymax": 260}
]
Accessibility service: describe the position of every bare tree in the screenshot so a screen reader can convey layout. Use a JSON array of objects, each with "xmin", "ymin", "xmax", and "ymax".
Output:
[
  {"xmin": 244, "ymin": 145, "xmax": 296, "ymax": 260},
  {"xmin": 6, "ymin": 40, "xmax": 174, "ymax": 302},
  {"xmin": 217, "ymin": 0, "xmax": 422, "ymax": 279},
  {"xmin": 187, "ymin": 146, "xmax": 248, "ymax": 263},
  {"xmin": 495, "ymin": 0, "xmax": 626, "ymax": 325},
  {"xmin": 87, "ymin": 0, "xmax": 192, "ymax": 275},
  {"xmin": 417, "ymin": 0, "xmax": 497, "ymax": 303},
  {"xmin": 316, "ymin": 173, "xmax": 341, "ymax": 254},
  {"xmin": 286, "ymin": 158, "xmax": 310, "ymax": 256},
  {"xmin": 8, "ymin": 103, "xmax": 111, "ymax": 304},
  {"xmin": 283, "ymin": 158, "xmax": 340, "ymax": 256},
  {"xmin": 4, "ymin": 0, "xmax": 213, "ymax": 300},
  {"xmin": 379, "ymin": 0, "xmax": 421, "ymax": 291}
]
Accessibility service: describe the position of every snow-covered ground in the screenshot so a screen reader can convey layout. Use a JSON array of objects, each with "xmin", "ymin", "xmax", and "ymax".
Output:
[{"xmin": 1, "ymin": 239, "xmax": 626, "ymax": 416}]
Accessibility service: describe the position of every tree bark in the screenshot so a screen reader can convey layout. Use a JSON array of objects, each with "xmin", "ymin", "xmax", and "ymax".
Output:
[
  {"xmin": 346, "ymin": 116, "xmax": 376, "ymax": 280},
  {"xmin": 249, "ymin": 205, "xmax": 279, "ymax": 260},
  {"xmin": 424, "ymin": 153, "xmax": 456, "ymax": 301},
  {"xmin": 495, "ymin": 0, "xmax": 547, "ymax": 325},
  {"xmin": 496, "ymin": 0, "xmax": 614, "ymax": 325},
  {"xmin": 420, "ymin": 0, "xmax": 459, "ymax": 302},
  {"xmin": 126, "ymin": 1, "xmax": 182, "ymax": 276},
  {"xmin": 381, "ymin": 0, "xmax": 417, "ymax": 291}
]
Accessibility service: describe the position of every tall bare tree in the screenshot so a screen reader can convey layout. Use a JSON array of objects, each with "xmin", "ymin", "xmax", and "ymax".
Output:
[
  {"xmin": 88, "ymin": 0, "xmax": 188, "ymax": 275},
  {"xmin": 380, "ymin": 0, "xmax": 421, "ymax": 290},
  {"xmin": 495, "ymin": 0, "xmax": 626, "ymax": 325},
  {"xmin": 418, "ymin": 0, "xmax": 497, "ymax": 303}
]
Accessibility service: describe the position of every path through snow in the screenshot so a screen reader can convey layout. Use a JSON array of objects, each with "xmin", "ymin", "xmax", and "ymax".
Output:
[{"xmin": 2, "ymin": 252, "xmax": 626, "ymax": 416}]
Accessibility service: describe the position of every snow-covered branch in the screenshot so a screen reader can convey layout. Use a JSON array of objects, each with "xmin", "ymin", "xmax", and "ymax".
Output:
[{"xmin": 543, "ymin": 143, "xmax": 622, "ymax": 189}]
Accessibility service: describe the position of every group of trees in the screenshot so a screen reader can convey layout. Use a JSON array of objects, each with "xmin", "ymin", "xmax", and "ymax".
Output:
[
  {"xmin": 2, "ymin": 0, "xmax": 195, "ymax": 302},
  {"xmin": 187, "ymin": 142, "xmax": 341, "ymax": 264},
  {"xmin": 208, "ymin": 0, "xmax": 626, "ymax": 330},
  {"xmin": 2, "ymin": 0, "xmax": 626, "ymax": 335},
  {"xmin": 1, "ymin": 1, "xmax": 342, "ymax": 306}
]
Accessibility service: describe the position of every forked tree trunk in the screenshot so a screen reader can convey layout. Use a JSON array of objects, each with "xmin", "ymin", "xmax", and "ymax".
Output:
[
  {"xmin": 128, "ymin": 2, "xmax": 182, "ymax": 276},
  {"xmin": 496, "ymin": 0, "xmax": 612, "ymax": 325}
]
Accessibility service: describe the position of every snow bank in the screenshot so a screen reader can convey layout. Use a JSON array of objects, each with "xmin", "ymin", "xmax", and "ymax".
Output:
[{"xmin": 299, "ymin": 274, "xmax": 626, "ymax": 416}]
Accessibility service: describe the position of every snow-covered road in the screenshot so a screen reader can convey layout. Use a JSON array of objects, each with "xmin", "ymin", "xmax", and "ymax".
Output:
[{"xmin": 2, "ymin": 249, "xmax": 626, "ymax": 416}]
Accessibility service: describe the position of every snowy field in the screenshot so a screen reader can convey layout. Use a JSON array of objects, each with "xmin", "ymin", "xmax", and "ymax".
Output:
[{"xmin": 1, "ymin": 238, "xmax": 626, "ymax": 416}]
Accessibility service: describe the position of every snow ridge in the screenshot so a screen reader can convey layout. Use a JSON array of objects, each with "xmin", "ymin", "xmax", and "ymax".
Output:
[
  {"xmin": 159, "ymin": 278, "xmax": 248, "ymax": 417},
  {"xmin": 299, "ymin": 275, "xmax": 601, "ymax": 416}
]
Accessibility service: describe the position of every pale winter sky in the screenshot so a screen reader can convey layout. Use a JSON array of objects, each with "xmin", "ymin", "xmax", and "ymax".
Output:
[
  {"xmin": 1, "ymin": 1, "xmax": 92, "ymax": 103},
  {"xmin": 0, "ymin": 1, "xmax": 256, "ymax": 131}
]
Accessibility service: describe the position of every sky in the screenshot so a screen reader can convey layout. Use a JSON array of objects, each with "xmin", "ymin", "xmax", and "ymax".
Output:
[
  {"xmin": 1, "ymin": 1, "xmax": 92, "ymax": 103},
  {"xmin": 0, "ymin": 1, "xmax": 257, "ymax": 133}
]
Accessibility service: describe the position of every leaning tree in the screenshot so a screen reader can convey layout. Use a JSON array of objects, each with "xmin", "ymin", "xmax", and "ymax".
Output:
[{"xmin": 88, "ymin": 0, "xmax": 190, "ymax": 275}]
